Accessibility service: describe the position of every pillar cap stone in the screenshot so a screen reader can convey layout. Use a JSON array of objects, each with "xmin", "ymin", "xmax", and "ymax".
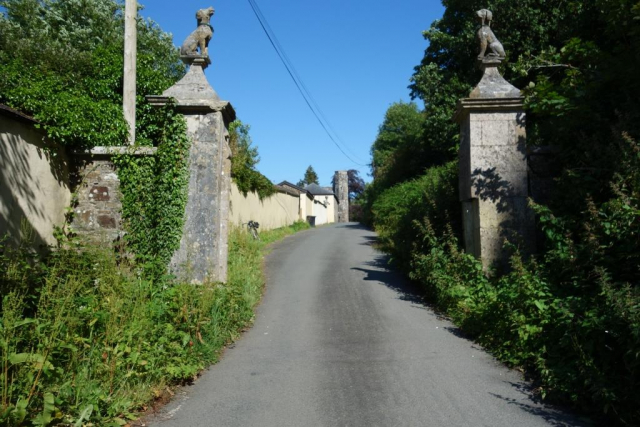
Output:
[
  {"xmin": 146, "ymin": 96, "xmax": 236, "ymax": 122},
  {"xmin": 469, "ymin": 61, "xmax": 521, "ymax": 100},
  {"xmin": 454, "ymin": 97, "xmax": 524, "ymax": 123},
  {"xmin": 145, "ymin": 57, "xmax": 236, "ymax": 122},
  {"xmin": 163, "ymin": 58, "xmax": 220, "ymax": 102},
  {"xmin": 180, "ymin": 55, "xmax": 211, "ymax": 68}
]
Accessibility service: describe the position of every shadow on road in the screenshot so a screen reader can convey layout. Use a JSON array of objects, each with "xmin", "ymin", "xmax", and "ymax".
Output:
[
  {"xmin": 336, "ymin": 222, "xmax": 371, "ymax": 231},
  {"xmin": 359, "ymin": 235, "xmax": 379, "ymax": 247},
  {"xmin": 489, "ymin": 383, "xmax": 594, "ymax": 427},
  {"xmin": 351, "ymin": 254, "xmax": 433, "ymax": 309}
]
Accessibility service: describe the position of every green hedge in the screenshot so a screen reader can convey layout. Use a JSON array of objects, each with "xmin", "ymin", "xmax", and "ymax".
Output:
[{"xmin": 369, "ymin": 161, "xmax": 459, "ymax": 271}]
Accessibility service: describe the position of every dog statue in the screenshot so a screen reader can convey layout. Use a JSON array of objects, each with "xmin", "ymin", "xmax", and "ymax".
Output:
[
  {"xmin": 476, "ymin": 9, "xmax": 505, "ymax": 60},
  {"xmin": 180, "ymin": 7, "xmax": 215, "ymax": 57}
]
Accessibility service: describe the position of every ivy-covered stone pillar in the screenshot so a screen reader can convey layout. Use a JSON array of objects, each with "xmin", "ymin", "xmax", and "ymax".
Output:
[
  {"xmin": 148, "ymin": 56, "xmax": 235, "ymax": 284},
  {"xmin": 455, "ymin": 10, "xmax": 535, "ymax": 270}
]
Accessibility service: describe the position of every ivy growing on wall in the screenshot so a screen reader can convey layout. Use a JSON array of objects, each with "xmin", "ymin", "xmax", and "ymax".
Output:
[
  {"xmin": 0, "ymin": 0, "xmax": 190, "ymax": 266},
  {"xmin": 113, "ymin": 105, "xmax": 190, "ymax": 269}
]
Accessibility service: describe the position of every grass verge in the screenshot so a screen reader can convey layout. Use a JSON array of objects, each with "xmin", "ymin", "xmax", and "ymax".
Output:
[{"xmin": 0, "ymin": 220, "xmax": 309, "ymax": 426}]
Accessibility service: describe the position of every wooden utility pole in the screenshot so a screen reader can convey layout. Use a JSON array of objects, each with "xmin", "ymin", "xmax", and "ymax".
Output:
[{"xmin": 123, "ymin": 0, "xmax": 137, "ymax": 145}]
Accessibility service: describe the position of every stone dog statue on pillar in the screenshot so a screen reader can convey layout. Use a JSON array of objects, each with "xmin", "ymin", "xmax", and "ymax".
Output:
[
  {"xmin": 476, "ymin": 9, "xmax": 505, "ymax": 60},
  {"xmin": 180, "ymin": 7, "xmax": 215, "ymax": 57}
]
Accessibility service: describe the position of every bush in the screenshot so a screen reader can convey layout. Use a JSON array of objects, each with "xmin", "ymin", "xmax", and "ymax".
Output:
[
  {"xmin": 409, "ymin": 219, "xmax": 640, "ymax": 424},
  {"xmin": 370, "ymin": 161, "xmax": 459, "ymax": 270}
]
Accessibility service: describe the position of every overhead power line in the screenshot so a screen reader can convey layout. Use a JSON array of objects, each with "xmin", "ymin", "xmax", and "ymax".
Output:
[
  {"xmin": 246, "ymin": 0, "xmax": 368, "ymax": 167},
  {"xmin": 247, "ymin": 0, "xmax": 363, "ymax": 163}
]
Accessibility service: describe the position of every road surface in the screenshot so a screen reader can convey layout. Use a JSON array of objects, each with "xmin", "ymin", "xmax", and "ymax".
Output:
[{"xmin": 148, "ymin": 223, "xmax": 591, "ymax": 427}]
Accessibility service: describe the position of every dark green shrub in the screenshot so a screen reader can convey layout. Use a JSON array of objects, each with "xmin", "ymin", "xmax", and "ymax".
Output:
[{"xmin": 370, "ymin": 161, "xmax": 459, "ymax": 270}]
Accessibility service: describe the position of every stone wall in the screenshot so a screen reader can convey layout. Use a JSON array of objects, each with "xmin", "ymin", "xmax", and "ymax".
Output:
[
  {"xmin": 0, "ymin": 107, "xmax": 71, "ymax": 249},
  {"xmin": 69, "ymin": 147, "xmax": 156, "ymax": 245},
  {"xmin": 71, "ymin": 156, "xmax": 122, "ymax": 243}
]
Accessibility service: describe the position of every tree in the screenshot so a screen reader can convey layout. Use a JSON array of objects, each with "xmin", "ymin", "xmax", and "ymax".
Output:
[
  {"xmin": 0, "ymin": 0, "xmax": 185, "ymax": 148},
  {"xmin": 229, "ymin": 120, "xmax": 275, "ymax": 199},
  {"xmin": 297, "ymin": 165, "xmax": 319, "ymax": 187},
  {"xmin": 370, "ymin": 102, "xmax": 425, "ymax": 188}
]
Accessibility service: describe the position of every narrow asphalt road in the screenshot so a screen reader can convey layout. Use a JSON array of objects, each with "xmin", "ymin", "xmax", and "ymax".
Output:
[{"xmin": 148, "ymin": 223, "xmax": 591, "ymax": 427}]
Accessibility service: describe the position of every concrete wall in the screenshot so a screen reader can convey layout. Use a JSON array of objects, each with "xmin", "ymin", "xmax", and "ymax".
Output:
[
  {"xmin": 327, "ymin": 196, "xmax": 337, "ymax": 225},
  {"xmin": 0, "ymin": 113, "xmax": 71, "ymax": 248},
  {"xmin": 304, "ymin": 195, "xmax": 313, "ymax": 222},
  {"xmin": 314, "ymin": 198, "xmax": 329, "ymax": 225},
  {"xmin": 230, "ymin": 183, "xmax": 300, "ymax": 231}
]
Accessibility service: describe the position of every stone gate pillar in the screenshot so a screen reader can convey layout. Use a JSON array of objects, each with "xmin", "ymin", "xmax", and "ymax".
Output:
[
  {"xmin": 455, "ymin": 9, "xmax": 535, "ymax": 269},
  {"xmin": 334, "ymin": 170, "xmax": 349, "ymax": 223},
  {"xmin": 148, "ymin": 56, "xmax": 235, "ymax": 283}
]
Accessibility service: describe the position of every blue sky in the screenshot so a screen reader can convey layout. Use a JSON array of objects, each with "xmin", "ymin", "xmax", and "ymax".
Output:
[{"xmin": 140, "ymin": 0, "xmax": 444, "ymax": 186}]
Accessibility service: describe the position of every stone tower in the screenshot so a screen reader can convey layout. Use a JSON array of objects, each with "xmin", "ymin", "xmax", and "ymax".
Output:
[{"xmin": 334, "ymin": 170, "xmax": 349, "ymax": 223}]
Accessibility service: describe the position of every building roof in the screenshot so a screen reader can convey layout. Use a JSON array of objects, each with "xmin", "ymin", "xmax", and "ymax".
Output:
[
  {"xmin": 278, "ymin": 181, "xmax": 306, "ymax": 193},
  {"xmin": 304, "ymin": 183, "xmax": 335, "ymax": 196},
  {"xmin": 274, "ymin": 185, "xmax": 300, "ymax": 197},
  {"xmin": 278, "ymin": 181, "xmax": 314, "ymax": 199}
]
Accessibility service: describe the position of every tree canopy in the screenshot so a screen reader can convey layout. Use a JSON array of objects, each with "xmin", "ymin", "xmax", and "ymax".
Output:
[
  {"xmin": 297, "ymin": 165, "xmax": 319, "ymax": 187},
  {"xmin": 229, "ymin": 120, "xmax": 275, "ymax": 199},
  {"xmin": 0, "ymin": 0, "xmax": 185, "ymax": 148}
]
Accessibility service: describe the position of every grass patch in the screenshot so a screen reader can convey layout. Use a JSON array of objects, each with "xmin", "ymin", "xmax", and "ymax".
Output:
[{"xmin": 0, "ymin": 221, "xmax": 309, "ymax": 426}]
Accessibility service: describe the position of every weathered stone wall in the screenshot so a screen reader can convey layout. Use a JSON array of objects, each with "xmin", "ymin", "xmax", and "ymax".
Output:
[
  {"xmin": 0, "ymin": 109, "xmax": 71, "ymax": 249},
  {"xmin": 147, "ymin": 55, "xmax": 236, "ymax": 284},
  {"xmin": 69, "ymin": 147, "xmax": 155, "ymax": 245},
  {"xmin": 71, "ymin": 157, "xmax": 122, "ymax": 243},
  {"xmin": 167, "ymin": 111, "xmax": 231, "ymax": 283}
]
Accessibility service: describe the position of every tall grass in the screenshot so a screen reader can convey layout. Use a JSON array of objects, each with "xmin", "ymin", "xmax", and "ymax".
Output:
[{"xmin": 0, "ymin": 221, "xmax": 309, "ymax": 426}]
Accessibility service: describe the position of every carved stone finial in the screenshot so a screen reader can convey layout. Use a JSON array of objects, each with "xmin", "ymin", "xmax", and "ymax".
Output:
[
  {"xmin": 467, "ymin": 9, "xmax": 520, "ymax": 99},
  {"xmin": 476, "ymin": 9, "xmax": 505, "ymax": 63},
  {"xmin": 180, "ymin": 7, "xmax": 215, "ymax": 65}
]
